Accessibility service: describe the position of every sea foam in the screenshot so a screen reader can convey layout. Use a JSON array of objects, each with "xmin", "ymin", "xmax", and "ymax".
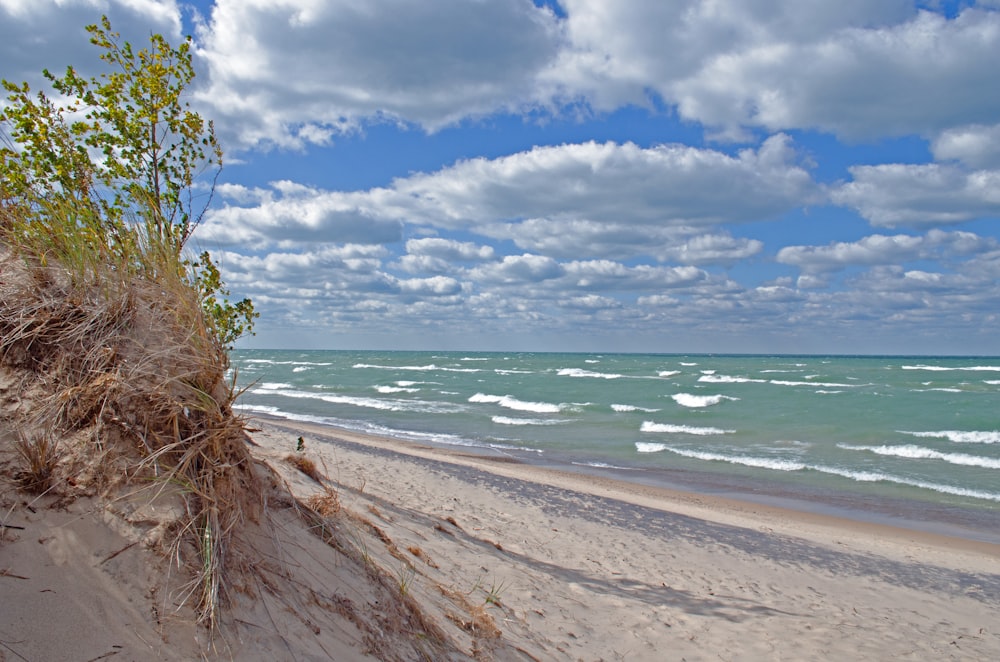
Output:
[
  {"xmin": 492, "ymin": 416, "xmax": 569, "ymax": 426},
  {"xmin": 838, "ymin": 444, "xmax": 1000, "ymax": 469},
  {"xmin": 899, "ymin": 430, "xmax": 1000, "ymax": 444},
  {"xmin": 645, "ymin": 445, "xmax": 1000, "ymax": 501},
  {"xmin": 469, "ymin": 392, "xmax": 562, "ymax": 413},
  {"xmin": 903, "ymin": 365, "xmax": 1000, "ymax": 372},
  {"xmin": 557, "ymin": 368, "xmax": 623, "ymax": 379},
  {"xmin": 640, "ymin": 421, "xmax": 734, "ymax": 435},
  {"xmin": 671, "ymin": 393, "xmax": 738, "ymax": 408},
  {"xmin": 612, "ymin": 404, "xmax": 660, "ymax": 413},
  {"xmin": 698, "ymin": 374, "xmax": 765, "ymax": 384},
  {"xmin": 251, "ymin": 385, "xmax": 464, "ymax": 414}
]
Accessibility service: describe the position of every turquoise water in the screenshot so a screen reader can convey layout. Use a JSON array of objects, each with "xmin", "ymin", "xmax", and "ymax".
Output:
[{"xmin": 232, "ymin": 350, "xmax": 1000, "ymax": 540}]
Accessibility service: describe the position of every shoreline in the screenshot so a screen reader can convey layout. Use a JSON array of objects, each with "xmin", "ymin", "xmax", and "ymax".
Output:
[
  {"xmin": 251, "ymin": 414, "xmax": 1000, "ymax": 559},
  {"xmin": 247, "ymin": 414, "xmax": 1000, "ymax": 659}
]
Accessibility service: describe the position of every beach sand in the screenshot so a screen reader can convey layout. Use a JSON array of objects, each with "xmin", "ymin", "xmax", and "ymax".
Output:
[{"xmin": 3, "ymin": 416, "xmax": 999, "ymax": 660}]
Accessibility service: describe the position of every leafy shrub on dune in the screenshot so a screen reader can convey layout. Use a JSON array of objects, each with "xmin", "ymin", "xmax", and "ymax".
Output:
[{"xmin": 0, "ymin": 16, "xmax": 257, "ymax": 627}]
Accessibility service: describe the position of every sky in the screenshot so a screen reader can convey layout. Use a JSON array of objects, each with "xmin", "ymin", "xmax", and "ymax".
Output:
[{"xmin": 2, "ymin": 0, "xmax": 1000, "ymax": 355}]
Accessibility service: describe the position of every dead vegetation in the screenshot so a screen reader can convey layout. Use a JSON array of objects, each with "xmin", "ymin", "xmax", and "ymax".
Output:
[
  {"xmin": 0, "ymin": 240, "xmax": 261, "ymax": 627},
  {"xmin": 0, "ymin": 237, "xmax": 521, "ymax": 658}
]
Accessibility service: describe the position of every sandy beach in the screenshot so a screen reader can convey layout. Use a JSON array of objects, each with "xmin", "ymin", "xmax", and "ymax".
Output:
[
  {"xmin": 245, "ymin": 417, "xmax": 1000, "ymax": 660},
  {"xmin": 3, "ymin": 415, "xmax": 999, "ymax": 660}
]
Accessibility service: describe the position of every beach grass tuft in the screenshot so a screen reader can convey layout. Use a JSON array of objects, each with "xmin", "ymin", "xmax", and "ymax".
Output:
[
  {"xmin": 12, "ymin": 431, "xmax": 60, "ymax": 493},
  {"xmin": 285, "ymin": 453, "xmax": 324, "ymax": 483},
  {"xmin": 0, "ymin": 196, "xmax": 262, "ymax": 628}
]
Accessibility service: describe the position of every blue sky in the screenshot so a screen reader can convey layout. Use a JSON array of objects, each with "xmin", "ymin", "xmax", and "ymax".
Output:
[{"xmin": 3, "ymin": 0, "xmax": 1000, "ymax": 354}]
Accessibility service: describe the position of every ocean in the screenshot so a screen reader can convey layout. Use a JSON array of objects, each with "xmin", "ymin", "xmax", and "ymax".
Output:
[{"xmin": 231, "ymin": 350, "xmax": 1000, "ymax": 542}]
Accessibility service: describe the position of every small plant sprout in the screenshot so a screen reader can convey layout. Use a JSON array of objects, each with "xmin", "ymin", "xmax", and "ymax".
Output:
[
  {"xmin": 469, "ymin": 573, "xmax": 509, "ymax": 607},
  {"xmin": 483, "ymin": 576, "xmax": 509, "ymax": 606},
  {"xmin": 396, "ymin": 562, "xmax": 417, "ymax": 597}
]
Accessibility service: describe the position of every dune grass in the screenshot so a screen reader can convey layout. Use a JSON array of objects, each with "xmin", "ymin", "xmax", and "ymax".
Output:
[{"xmin": 0, "ymin": 196, "xmax": 261, "ymax": 627}]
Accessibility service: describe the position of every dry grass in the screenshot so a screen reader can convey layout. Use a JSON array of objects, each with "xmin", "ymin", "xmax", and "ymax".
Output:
[
  {"xmin": 0, "ymin": 202, "xmax": 262, "ymax": 628},
  {"xmin": 12, "ymin": 432, "xmax": 60, "ymax": 493},
  {"xmin": 304, "ymin": 487, "xmax": 341, "ymax": 516},
  {"xmin": 285, "ymin": 454, "xmax": 324, "ymax": 483}
]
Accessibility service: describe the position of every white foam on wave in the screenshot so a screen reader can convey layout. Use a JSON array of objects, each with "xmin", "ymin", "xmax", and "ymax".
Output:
[
  {"xmin": 903, "ymin": 365, "xmax": 1000, "ymax": 372},
  {"xmin": 635, "ymin": 442, "xmax": 668, "ymax": 453},
  {"xmin": 354, "ymin": 363, "xmax": 480, "ymax": 373},
  {"xmin": 698, "ymin": 374, "xmax": 765, "ymax": 384},
  {"xmin": 640, "ymin": 421, "xmax": 735, "ymax": 435},
  {"xmin": 700, "ymin": 369, "xmax": 716, "ymax": 375},
  {"xmin": 899, "ymin": 430, "xmax": 1000, "ymax": 444},
  {"xmin": 376, "ymin": 385, "xmax": 419, "ymax": 394},
  {"xmin": 292, "ymin": 366, "xmax": 311, "ymax": 373},
  {"xmin": 911, "ymin": 387, "xmax": 964, "ymax": 393},
  {"xmin": 557, "ymin": 368, "xmax": 623, "ymax": 379},
  {"xmin": 680, "ymin": 362, "xmax": 698, "ymax": 366},
  {"xmin": 237, "ymin": 403, "xmax": 546, "ymax": 454},
  {"xmin": 699, "ymin": 374, "xmax": 856, "ymax": 388},
  {"xmin": 644, "ymin": 445, "xmax": 1000, "ymax": 501},
  {"xmin": 492, "ymin": 416, "xmax": 569, "ymax": 426},
  {"xmin": 571, "ymin": 461, "xmax": 641, "ymax": 471},
  {"xmin": 839, "ymin": 444, "xmax": 1000, "ymax": 470},
  {"xmin": 671, "ymin": 393, "xmax": 738, "ymax": 408},
  {"xmin": 234, "ymin": 404, "xmax": 281, "ymax": 415},
  {"xmin": 259, "ymin": 382, "xmax": 294, "ymax": 390},
  {"xmin": 469, "ymin": 392, "xmax": 562, "ymax": 413},
  {"xmin": 768, "ymin": 379, "xmax": 855, "ymax": 388},
  {"xmin": 251, "ymin": 385, "xmax": 465, "ymax": 414},
  {"xmin": 612, "ymin": 404, "xmax": 660, "ymax": 413},
  {"xmin": 984, "ymin": 380, "xmax": 1000, "ymax": 385},
  {"xmin": 658, "ymin": 370, "xmax": 681, "ymax": 378},
  {"xmin": 495, "ymin": 369, "xmax": 534, "ymax": 375},
  {"xmin": 242, "ymin": 359, "xmax": 331, "ymax": 366}
]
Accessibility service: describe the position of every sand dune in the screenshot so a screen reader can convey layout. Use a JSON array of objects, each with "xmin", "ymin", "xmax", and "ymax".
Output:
[{"xmin": 2, "ymin": 416, "xmax": 999, "ymax": 660}]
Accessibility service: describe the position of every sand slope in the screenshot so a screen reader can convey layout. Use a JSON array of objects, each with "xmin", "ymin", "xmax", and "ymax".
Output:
[{"xmin": 3, "ymin": 416, "xmax": 999, "ymax": 661}]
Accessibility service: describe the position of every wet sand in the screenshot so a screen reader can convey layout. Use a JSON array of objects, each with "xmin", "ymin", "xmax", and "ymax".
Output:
[{"xmin": 248, "ymin": 416, "xmax": 1000, "ymax": 660}]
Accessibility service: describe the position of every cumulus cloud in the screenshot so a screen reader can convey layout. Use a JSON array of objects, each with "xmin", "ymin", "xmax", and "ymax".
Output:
[
  {"xmin": 197, "ymin": 181, "xmax": 404, "ymax": 248},
  {"xmin": 199, "ymin": 135, "xmax": 817, "ymax": 258},
  {"xmin": 932, "ymin": 123, "xmax": 1000, "ymax": 168},
  {"xmin": 396, "ymin": 134, "xmax": 817, "ymax": 230},
  {"xmin": 544, "ymin": 0, "xmax": 913, "ymax": 113},
  {"xmin": 669, "ymin": 8, "xmax": 1000, "ymax": 140},
  {"xmin": 195, "ymin": 0, "xmax": 562, "ymax": 148},
  {"xmin": 832, "ymin": 164, "xmax": 1000, "ymax": 227},
  {"xmin": 777, "ymin": 230, "xmax": 998, "ymax": 274},
  {"xmin": 0, "ymin": 0, "xmax": 182, "ymax": 88},
  {"xmin": 404, "ymin": 238, "xmax": 495, "ymax": 262}
]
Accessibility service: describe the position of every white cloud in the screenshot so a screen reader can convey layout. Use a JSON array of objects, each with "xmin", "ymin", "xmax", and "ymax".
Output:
[
  {"xmin": 196, "ymin": 0, "xmax": 562, "ymax": 148},
  {"xmin": 777, "ymin": 230, "xmax": 998, "ymax": 274},
  {"xmin": 932, "ymin": 123, "xmax": 1000, "ymax": 168},
  {"xmin": 200, "ymin": 136, "xmax": 817, "ymax": 258},
  {"xmin": 392, "ymin": 134, "xmax": 817, "ymax": 239},
  {"xmin": 832, "ymin": 164, "xmax": 1000, "ymax": 227},
  {"xmin": 546, "ymin": 2, "xmax": 1000, "ymax": 141},
  {"xmin": 404, "ymin": 238, "xmax": 495, "ymax": 262},
  {"xmin": 0, "ymin": 0, "xmax": 182, "ymax": 88},
  {"xmin": 545, "ymin": 0, "xmax": 912, "ymax": 112},
  {"xmin": 672, "ymin": 9, "xmax": 1000, "ymax": 140},
  {"xmin": 197, "ymin": 182, "xmax": 404, "ymax": 248},
  {"xmin": 468, "ymin": 254, "xmax": 564, "ymax": 284}
]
